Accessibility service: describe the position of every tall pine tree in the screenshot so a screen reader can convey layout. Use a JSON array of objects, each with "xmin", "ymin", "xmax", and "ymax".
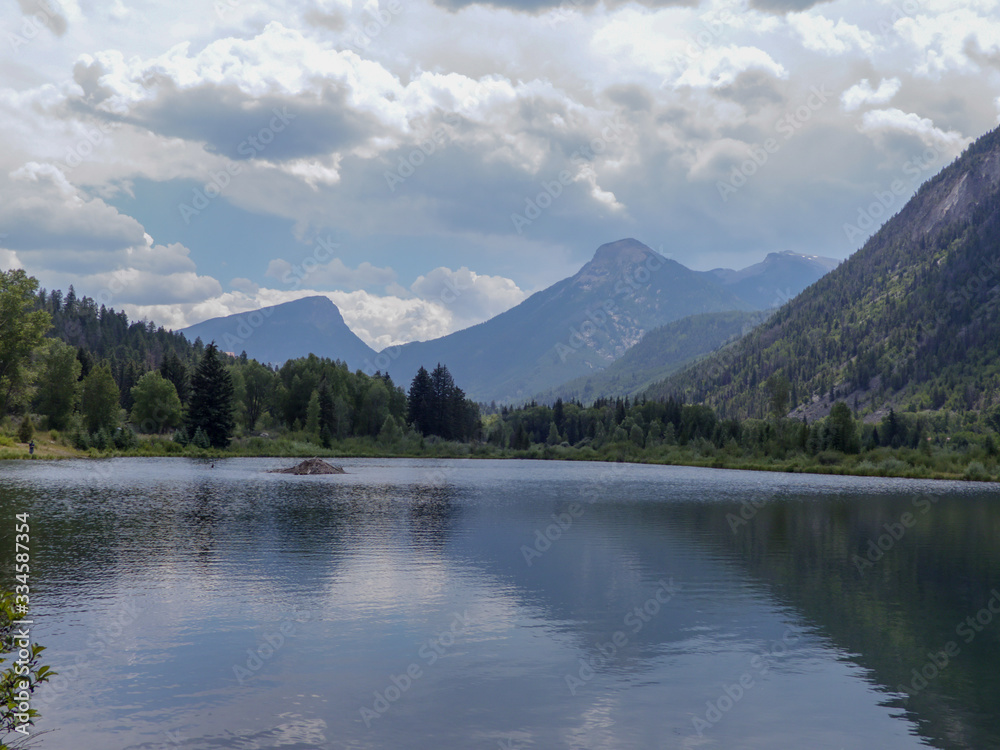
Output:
[
  {"xmin": 160, "ymin": 350, "xmax": 190, "ymax": 404},
  {"xmin": 407, "ymin": 363, "xmax": 479, "ymax": 441},
  {"xmin": 407, "ymin": 366, "xmax": 434, "ymax": 435},
  {"xmin": 187, "ymin": 343, "xmax": 235, "ymax": 448},
  {"xmin": 318, "ymin": 380, "xmax": 335, "ymax": 447}
]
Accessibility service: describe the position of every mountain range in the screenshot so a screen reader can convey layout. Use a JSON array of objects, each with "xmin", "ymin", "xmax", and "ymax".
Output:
[
  {"xmin": 647, "ymin": 125, "xmax": 1000, "ymax": 420},
  {"xmin": 180, "ymin": 240, "xmax": 836, "ymax": 402}
]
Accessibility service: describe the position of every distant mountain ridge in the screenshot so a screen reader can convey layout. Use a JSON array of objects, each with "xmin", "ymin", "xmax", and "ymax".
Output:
[
  {"xmin": 379, "ymin": 239, "xmax": 757, "ymax": 403},
  {"xmin": 174, "ymin": 241, "xmax": 837, "ymax": 403},
  {"xmin": 699, "ymin": 251, "xmax": 840, "ymax": 309},
  {"xmin": 179, "ymin": 296, "xmax": 376, "ymax": 370},
  {"xmin": 647, "ymin": 125, "xmax": 1000, "ymax": 419},
  {"xmin": 534, "ymin": 310, "xmax": 771, "ymax": 403}
]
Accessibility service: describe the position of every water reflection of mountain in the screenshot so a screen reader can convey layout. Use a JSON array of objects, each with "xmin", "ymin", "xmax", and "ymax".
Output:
[
  {"xmin": 657, "ymin": 490, "xmax": 1000, "ymax": 750},
  {"xmin": 4, "ymin": 459, "xmax": 998, "ymax": 749},
  {"xmin": 454, "ymin": 484, "xmax": 1000, "ymax": 750}
]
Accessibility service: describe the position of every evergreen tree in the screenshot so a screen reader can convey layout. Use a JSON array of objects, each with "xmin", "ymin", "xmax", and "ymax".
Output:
[
  {"xmin": 76, "ymin": 347, "xmax": 93, "ymax": 380},
  {"xmin": 190, "ymin": 426, "xmax": 211, "ymax": 449},
  {"xmin": 430, "ymin": 364, "xmax": 457, "ymax": 438},
  {"xmin": 766, "ymin": 373, "xmax": 790, "ymax": 420},
  {"xmin": 513, "ymin": 421, "xmax": 530, "ymax": 450},
  {"xmin": 827, "ymin": 401, "xmax": 859, "ymax": 453},
  {"xmin": 160, "ymin": 350, "xmax": 190, "ymax": 404},
  {"xmin": 305, "ymin": 390, "xmax": 321, "ymax": 437},
  {"xmin": 553, "ymin": 398, "xmax": 565, "ymax": 431},
  {"xmin": 18, "ymin": 413, "xmax": 34, "ymax": 443},
  {"xmin": 187, "ymin": 343, "xmax": 235, "ymax": 449},
  {"xmin": 407, "ymin": 366, "xmax": 434, "ymax": 435},
  {"xmin": 318, "ymin": 381, "xmax": 335, "ymax": 440},
  {"xmin": 240, "ymin": 360, "xmax": 273, "ymax": 431},
  {"xmin": 360, "ymin": 378, "xmax": 390, "ymax": 436}
]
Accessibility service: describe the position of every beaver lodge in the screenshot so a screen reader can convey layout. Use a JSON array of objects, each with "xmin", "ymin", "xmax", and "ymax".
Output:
[{"xmin": 269, "ymin": 458, "xmax": 346, "ymax": 475}]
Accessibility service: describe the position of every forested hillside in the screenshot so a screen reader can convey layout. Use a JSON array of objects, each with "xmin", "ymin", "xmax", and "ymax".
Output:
[
  {"xmin": 3, "ymin": 281, "xmax": 475, "ymax": 453},
  {"xmin": 536, "ymin": 310, "xmax": 769, "ymax": 403},
  {"xmin": 648, "ymin": 126, "xmax": 1000, "ymax": 420}
]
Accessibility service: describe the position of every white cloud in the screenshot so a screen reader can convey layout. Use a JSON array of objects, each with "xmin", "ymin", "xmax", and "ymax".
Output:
[
  {"xmin": 0, "ymin": 248, "xmax": 23, "ymax": 270},
  {"xmin": 0, "ymin": 163, "xmax": 146, "ymax": 262},
  {"xmin": 788, "ymin": 13, "xmax": 875, "ymax": 56},
  {"xmin": 859, "ymin": 107, "xmax": 967, "ymax": 149},
  {"xmin": 119, "ymin": 262, "xmax": 527, "ymax": 349},
  {"xmin": 47, "ymin": 268, "xmax": 223, "ymax": 306},
  {"xmin": 2, "ymin": 0, "xmax": 1000, "ymax": 327},
  {"xmin": 894, "ymin": 9, "xmax": 1000, "ymax": 77},
  {"xmin": 410, "ymin": 266, "xmax": 527, "ymax": 327},
  {"xmin": 841, "ymin": 77, "xmax": 901, "ymax": 112}
]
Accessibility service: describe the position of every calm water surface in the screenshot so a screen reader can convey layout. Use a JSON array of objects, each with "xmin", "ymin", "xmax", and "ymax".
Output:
[{"xmin": 1, "ymin": 457, "xmax": 999, "ymax": 749}]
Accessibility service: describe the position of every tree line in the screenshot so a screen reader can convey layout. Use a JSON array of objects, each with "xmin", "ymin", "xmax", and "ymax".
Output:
[
  {"xmin": 0, "ymin": 271, "xmax": 480, "ymax": 450},
  {"xmin": 3, "ymin": 270, "xmax": 996, "ymax": 478}
]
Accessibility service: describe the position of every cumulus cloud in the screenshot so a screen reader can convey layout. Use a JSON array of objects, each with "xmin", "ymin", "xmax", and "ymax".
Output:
[
  {"xmin": 124, "ymin": 286, "xmax": 447, "ymax": 349},
  {"xmin": 2, "ymin": 0, "xmax": 1000, "ymax": 327},
  {"xmin": 0, "ymin": 163, "xmax": 146, "ymax": 260},
  {"xmin": 787, "ymin": 12, "xmax": 875, "ymax": 56},
  {"xmin": 841, "ymin": 78, "xmax": 901, "ymax": 112},
  {"xmin": 0, "ymin": 248, "xmax": 23, "ymax": 270},
  {"xmin": 117, "ymin": 260, "xmax": 528, "ymax": 349},
  {"xmin": 895, "ymin": 9, "xmax": 1000, "ymax": 77},
  {"xmin": 410, "ymin": 266, "xmax": 527, "ymax": 327},
  {"xmin": 859, "ymin": 108, "xmax": 967, "ymax": 149},
  {"xmin": 46, "ymin": 267, "xmax": 223, "ymax": 306}
]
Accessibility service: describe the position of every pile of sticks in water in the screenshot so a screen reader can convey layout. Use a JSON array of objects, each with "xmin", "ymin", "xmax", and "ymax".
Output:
[{"xmin": 268, "ymin": 458, "xmax": 346, "ymax": 475}]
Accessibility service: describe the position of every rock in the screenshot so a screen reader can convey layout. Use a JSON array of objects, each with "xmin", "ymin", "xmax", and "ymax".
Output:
[{"xmin": 269, "ymin": 458, "xmax": 346, "ymax": 475}]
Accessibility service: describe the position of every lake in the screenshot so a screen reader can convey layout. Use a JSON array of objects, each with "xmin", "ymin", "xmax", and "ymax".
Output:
[{"xmin": 1, "ymin": 457, "xmax": 999, "ymax": 749}]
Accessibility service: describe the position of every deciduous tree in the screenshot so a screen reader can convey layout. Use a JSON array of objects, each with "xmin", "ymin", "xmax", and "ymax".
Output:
[
  {"xmin": 0, "ymin": 270, "xmax": 50, "ymax": 415},
  {"xmin": 34, "ymin": 339, "xmax": 80, "ymax": 430},
  {"xmin": 80, "ymin": 362, "xmax": 120, "ymax": 433},
  {"xmin": 130, "ymin": 371, "xmax": 183, "ymax": 433}
]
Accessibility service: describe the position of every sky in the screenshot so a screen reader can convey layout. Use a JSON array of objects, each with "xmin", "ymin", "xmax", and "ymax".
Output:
[{"xmin": 1, "ymin": 0, "xmax": 999, "ymax": 350}]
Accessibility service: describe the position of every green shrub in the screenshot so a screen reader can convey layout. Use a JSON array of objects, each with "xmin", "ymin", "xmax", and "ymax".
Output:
[
  {"xmin": 190, "ymin": 427, "xmax": 211, "ymax": 449},
  {"xmin": 17, "ymin": 416, "xmax": 33, "ymax": 443},
  {"xmin": 880, "ymin": 458, "xmax": 910, "ymax": 476},
  {"xmin": 113, "ymin": 427, "xmax": 138, "ymax": 450},
  {"xmin": 91, "ymin": 428, "xmax": 109, "ymax": 451},
  {"xmin": 963, "ymin": 461, "xmax": 990, "ymax": 481}
]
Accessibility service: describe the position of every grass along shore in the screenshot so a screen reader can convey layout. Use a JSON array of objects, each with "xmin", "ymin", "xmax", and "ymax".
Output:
[{"xmin": 2, "ymin": 429, "xmax": 998, "ymax": 483}]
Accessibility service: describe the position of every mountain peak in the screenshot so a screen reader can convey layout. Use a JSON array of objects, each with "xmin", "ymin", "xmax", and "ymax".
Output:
[
  {"xmin": 589, "ymin": 238, "xmax": 658, "ymax": 266},
  {"xmin": 283, "ymin": 295, "xmax": 345, "ymax": 321},
  {"xmin": 574, "ymin": 239, "xmax": 669, "ymax": 288},
  {"xmin": 179, "ymin": 294, "xmax": 371, "ymax": 367}
]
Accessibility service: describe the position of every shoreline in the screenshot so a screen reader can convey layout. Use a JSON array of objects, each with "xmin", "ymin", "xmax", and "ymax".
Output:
[{"xmin": 2, "ymin": 442, "xmax": 997, "ymax": 483}]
